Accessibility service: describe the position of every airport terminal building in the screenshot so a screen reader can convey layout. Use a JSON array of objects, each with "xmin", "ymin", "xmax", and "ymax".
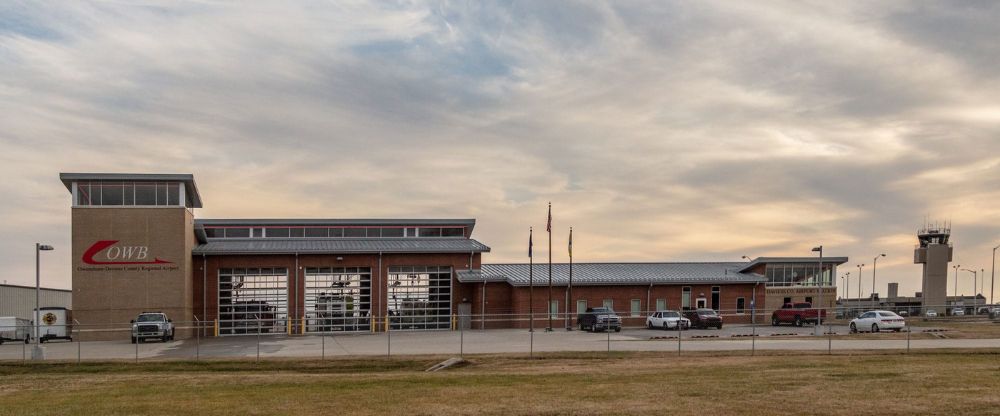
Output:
[{"xmin": 60, "ymin": 173, "xmax": 846, "ymax": 340}]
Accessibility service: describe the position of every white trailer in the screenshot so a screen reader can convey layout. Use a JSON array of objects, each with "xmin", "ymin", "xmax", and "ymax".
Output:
[
  {"xmin": 34, "ymin": 307, "xmax": 73, "ymax": 343},
  {"xmin": 0, "ymin": 317, "xmax": 31, "ymax": 344}
]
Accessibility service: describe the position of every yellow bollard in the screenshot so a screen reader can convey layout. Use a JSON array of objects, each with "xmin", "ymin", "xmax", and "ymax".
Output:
[
  {"xmin": 301, "ymin": 317, "xmax": 306, "ymax": 335},
  {"xmin": 214, "ymin": 319, "xmax": 219, "ymax": 337},
  {"xmin": 287, "ymin": 318, "xmax": 292, "ymax": 335},
  {"xmin": 384, "ymin": 316, "xmax": 389, "ymax": 332},
  {"xmin": 370, "ymin": 316, "xmax": 374, "ymax": 333},
  {"xmin": 451, "ymin": 314, "xmax": 457, "ymax": 331}
]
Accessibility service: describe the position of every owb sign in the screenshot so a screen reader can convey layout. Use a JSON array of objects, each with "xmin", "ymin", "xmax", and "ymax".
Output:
[{"xmin": 82, "ymin": 240, "xmax": 173, "ymax": 265}]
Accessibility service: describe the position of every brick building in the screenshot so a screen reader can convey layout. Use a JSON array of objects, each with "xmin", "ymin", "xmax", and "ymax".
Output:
[{"xmin": 60, "ymin": 172, "xmax": 846, "ymax": 340}]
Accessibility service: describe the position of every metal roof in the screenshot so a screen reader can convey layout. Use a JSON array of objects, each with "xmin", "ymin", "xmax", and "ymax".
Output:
[
  {"xmin": 192, "ymin": 238, "xmax": 490, "ymax": 255},
  {"xmin": 738, "ymin": 257, "xmax": 849, "ymax": 273},
  {"xmin": 464, "ymin": 263, "xmax": 766, "ymax": 286},
  {"xmin": 59, "ymin": 173, "xmax": 203, "ymax": 208},
  {"xmin": 195, "ymin": 218, "xmax": 475, "ymax": 231}
]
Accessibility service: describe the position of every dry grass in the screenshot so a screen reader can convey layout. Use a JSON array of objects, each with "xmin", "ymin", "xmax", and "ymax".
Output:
[{"xmin": 1, "ymin": 351, "xmax": 999, "ymax": 416}]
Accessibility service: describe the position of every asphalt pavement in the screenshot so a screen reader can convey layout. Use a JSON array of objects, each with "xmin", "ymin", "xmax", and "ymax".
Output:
[{"xmin": 2, "ymin": 324, "xmax": 997, "ymax": 361}]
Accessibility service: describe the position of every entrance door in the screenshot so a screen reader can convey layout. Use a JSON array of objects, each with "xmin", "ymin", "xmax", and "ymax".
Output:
[{"xmin": 696, "ymin": 298, "xmax": 707, "ymax": 309}]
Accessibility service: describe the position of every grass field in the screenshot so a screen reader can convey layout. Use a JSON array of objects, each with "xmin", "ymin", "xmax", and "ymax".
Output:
[{"xmin": 1, "ymin": 351, "xmax": 999, "ymax": 416}]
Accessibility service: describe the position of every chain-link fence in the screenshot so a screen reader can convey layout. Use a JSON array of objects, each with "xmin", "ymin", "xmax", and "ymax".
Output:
[{"xmin": 2, "ymin": 304, "xmax": 997, "ymax": 362}]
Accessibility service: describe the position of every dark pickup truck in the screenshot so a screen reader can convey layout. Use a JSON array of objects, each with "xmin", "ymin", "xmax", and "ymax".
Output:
[
  {"xmin": 771, "ymin": 302, "xmax": 826, "ymax": 327},
  {"xmin": 577, "ymin": 307, "xmax": 622, "ymax": 332}
]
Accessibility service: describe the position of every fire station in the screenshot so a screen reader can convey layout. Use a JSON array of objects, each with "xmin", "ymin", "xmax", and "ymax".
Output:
[{"xmin": 60, "ymin": 173, "xmax": 846, "ymax": 340}]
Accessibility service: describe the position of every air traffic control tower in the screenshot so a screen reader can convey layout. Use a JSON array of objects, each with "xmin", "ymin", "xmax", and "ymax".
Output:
[{"xmin": 914, "ymin": 223, "xmax": 952, "ymax": 314}]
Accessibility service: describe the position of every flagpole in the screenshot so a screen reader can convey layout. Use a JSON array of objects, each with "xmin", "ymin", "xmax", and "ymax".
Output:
[
  {"xmin": 529, "ymin": 227, "xmax": 534, "ymax": 333},
  {"xmin": 566, "ymin": 227, "xmax": 573, "ymax": 331},
  {"xmin": 547, "ymin": 202, "xmax": 553, "ymax": 332}
]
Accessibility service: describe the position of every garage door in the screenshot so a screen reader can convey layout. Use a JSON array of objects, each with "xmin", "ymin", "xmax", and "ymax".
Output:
[
  {"xmin": 387, "ymin": 266, "xmax": 452, "ymax": 330},
  {"xmin": 218, "ymin": 268, "xmax": 288, "ymax": 336},
  {"xmin": 304, "ymin": 267, "xmax": 372, "ymax": 332}
]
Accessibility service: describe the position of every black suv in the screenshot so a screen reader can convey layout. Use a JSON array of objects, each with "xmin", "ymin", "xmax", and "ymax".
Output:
[{"xmin": 682, "ymin": 309, "xmax": 723, "ymax": 329}]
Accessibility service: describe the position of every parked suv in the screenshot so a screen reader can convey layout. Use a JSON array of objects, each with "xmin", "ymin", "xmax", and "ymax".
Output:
[
  {"xmin": 770, "ymin": 302, "xmax": 825, "ymax": 327},
  {"xmin": 682, "ymin": 309, "xmax": 723, "ymax": 329},
  {"xmin": 578, "ymin": 307, "xmax": 622, "ymax": 332},
  {"xmin": 131, "ymin": 312, "xmax": 174, "ymax": 343}
]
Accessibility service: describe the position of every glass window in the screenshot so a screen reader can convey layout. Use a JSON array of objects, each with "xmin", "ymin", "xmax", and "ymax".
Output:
[
  {"xmin": 366, "ymin": 228, "xmax": 381, "ymax": 238},
  {"xmin": 656, "ymin": 299, "xmax": 666, "ymax": 311},
  {"xmin": 711, "ymin": 286, "xmax": 721, "ymax": 311},
  {"xmin": 304, "ymin": 228, "xmax": 327, "ymax": 238},
  {"xmin": 405, "ymin": 227, "xmax": 417, "ymax": 237},
  {"xmin": 736, "ymin": 298, "xmax": 746, "ymax": 314},
  {"xmin": 290, "ymin": 228, "xmax": 305, "ymax": 238},
  {"xmin": 329, "ymin": 228, "xmax": 344, "ymax": 238},
  {"xmin": 381, "ymin": 228, "xmax": 404, "ymax": 237},
  {"xmin": 550, "ymin": 300, "xmax": 559, "ymax": 319},
  {"xmin": 630, "ymin": 299, "xmax": 641, "ymax": 317},
  {"xmin": 225, "ymin": 228, "xmax": 250, "ymax": 238},
  {"xmin": 156, "ymin": 183, "xmax": 167, "ymax": 205},
  {"xmin": 101, "ymin": 183, "xmax": 124, "ymax": 205},
  {"xmin": 123, "ymin": 183, "xmax": 135, "ymax": 205},
  {"xmin": 576, "ymin": 299, "xmax": 587, "ymax": 314},
  {"xmin": 344, "ymin": 228, "xmax": 366, "ymax": 238},
  {"xmin": 442, "ymin": 228, "xmax": 464, "ymax": 237},
  {"xmin": 682, "ymin": 287, "xmax": 691, "ymax": 309},
  {"xmin": 135, "ymin": 183, "xmax": 156, "ymax": 205},
  {"xmin": 603, "ymin": 299, "xmax": 613, "ymax": 310},
  {"xmin": 419, "ymin": 227, "xmax": 442, "ymax": 237},
  {"xmin": 167, "ymin": 183, "xmax": 180, "ymax": 205},
  {"xmin": 252, "ymin": 228, "xmax": 264, "ymax": 238},
  {"xmin": 267, "ymin": 228, "xmax": 290, "ymax": 238},
  {"xmin": 204, "ymin": 228, "xmax": 221, "ymax": 238}
]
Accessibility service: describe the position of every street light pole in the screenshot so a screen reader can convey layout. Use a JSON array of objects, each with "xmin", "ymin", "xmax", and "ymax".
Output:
[
  {"xmin": 856, "ymin": 264, "xmax": 865, "ymax": 311},
  {"xmin": 812, "ymin": 246, "xmax": 823, "ymax": 335},
  {"xmin": 953, "ymin": 264, "xmax": 961, "ymax": 301},
  {"xmin": 35, "ymin": 243, "xmax": 54, "ymax": 345},
  {"xmin": 872, "ymin": 254, "xmax": 886, "ymax": 309},
  {"xmin": 844, "ymin": 272, "xmax": 850, "ymax": 310},
  {"xmin": 962, "ymin": 269, "xmax": 977, "ymax": 314},
  {"xmin": 991, "ymin": 245, "xmax": 998, "ymax": 306}
]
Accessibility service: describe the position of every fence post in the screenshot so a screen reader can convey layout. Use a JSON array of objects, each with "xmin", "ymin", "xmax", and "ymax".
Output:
[
  {"xmin": 194, "ymin": 317, "xmax": 200, "ymax": 361},
  {"xmin": 827, "ymin": 323, "xmax": 832, "ymax": 355},
  {"xmin": 256, "ymin": 317, "xmax": 261, "ymax": 363},
  {"xmin": 906, "ymin": 325, "xmax": 911, "ymax": 353},
  {"xmin": 73, "ymin": 319, "xmax": 81, "ymax": 364},
  {"xmin": 387, "ymin": 318, "xmax": 391, "ymax": 358},
  {"xmin": 751, "ymin": 318, "xmax": 756, "ymax": 357},
  {"xmin": 607, "ymin": 330, "xmax": 611, "ymax": 356},
  {"xmin": 322, "ymin": 333, "xmax": 326, "ymax": 360},
  {"xmin": 460, "ymin": 316, "xmax": 464, "ymax": 358},
  {"xmin": 135, "ymin": 330, "xmax": 139, "ymax": 363},
  {"xmin": 529, "ymin": 330, "xmax": 534, "ymax": 358},
  {"xmin": 22, "ymin": 339, "xmax": 26, "ymax": 362},
  {"xmin": 677, "ymin": 325, "xmax": 682, "ymax": 356}
]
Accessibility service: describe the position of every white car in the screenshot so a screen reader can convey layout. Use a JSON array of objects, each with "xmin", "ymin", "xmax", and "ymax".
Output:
[
  {"xmin": 850, "ymin": 310, "xmax": 906, "ymax": 333},
  {"xmin": 951, "ymin": 308, "xmax": 965, "ymax": 316},
  {"xmin": 646, "ymin": 310, "xmax": 690, "ymax": 330},
  {"xmin": 925, "ymin": 309, "xmax": 938, "ymax": 317}
]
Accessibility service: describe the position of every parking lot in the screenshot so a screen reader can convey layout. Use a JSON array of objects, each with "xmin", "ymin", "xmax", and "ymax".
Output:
[{"xmin": 3, "ymin": 322, "xmax": 999, "ymax": 361}]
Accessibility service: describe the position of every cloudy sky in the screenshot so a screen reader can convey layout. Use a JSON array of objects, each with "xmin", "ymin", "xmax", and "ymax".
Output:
[{"xmin": 2, "ymin": 1, "xmax": 999, "ymax": 299}]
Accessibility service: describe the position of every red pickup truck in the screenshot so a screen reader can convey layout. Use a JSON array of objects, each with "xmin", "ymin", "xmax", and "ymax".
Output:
[{"xmin": 770, "ymin": 302, "xmax": 826, "ymax": 327}]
